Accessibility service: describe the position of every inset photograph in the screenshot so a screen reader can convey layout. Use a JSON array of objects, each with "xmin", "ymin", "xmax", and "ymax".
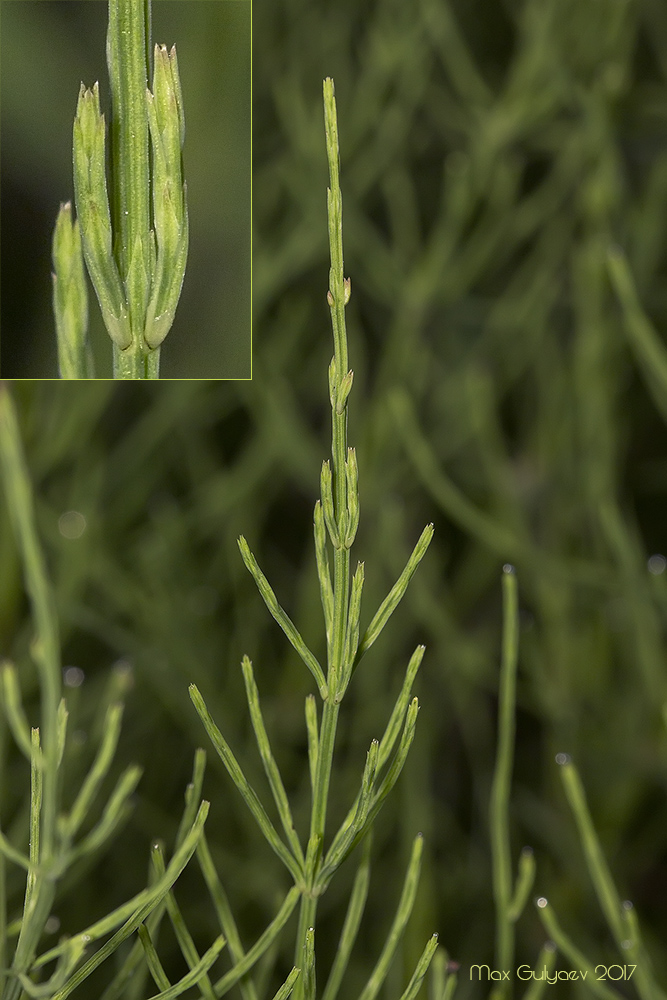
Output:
[{"xmin": 1, "ymin": 0, "xmax": 250, "ymax": 378}]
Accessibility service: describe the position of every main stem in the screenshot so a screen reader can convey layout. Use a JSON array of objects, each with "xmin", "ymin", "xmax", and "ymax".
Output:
[
  {"xmin": 107, "ymin": 0, "xmax": 159, "ymax": 377},
  {"xmin": 0, "ymin": 389, "xmax": 61, "ymax": 999},
  {"xmin": 293, "ymin": 79, "xmax": 351, "ymax": 997}
]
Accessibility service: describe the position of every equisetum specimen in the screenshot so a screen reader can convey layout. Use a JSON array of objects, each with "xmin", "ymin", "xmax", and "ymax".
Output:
[
  {"xmin": 52, "ymin": 0, "xmax": 188, "ymax": 379},
  {"xmin": 188, "ymin": 77, "xmax": 441, "ymax": 1000},
  {"xmin": 0, "ymin": 78, "xmax": 440, "ymax": 1000}
]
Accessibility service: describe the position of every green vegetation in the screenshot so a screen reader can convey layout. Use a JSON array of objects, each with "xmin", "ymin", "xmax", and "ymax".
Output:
[
  {"xmin": 2, "ymin": 1, "xmax": 250, "ymax": 378},
  {"xmin": 2, "ymin": 0, "xmax": 667, "ymax": 995},
  {"xmin": 53, "ymin": 0, "xmax": 188, "ymax": 379},
  {"xmin": 0, "ymin": 78, "xmax": 442, "ymax": 999}
]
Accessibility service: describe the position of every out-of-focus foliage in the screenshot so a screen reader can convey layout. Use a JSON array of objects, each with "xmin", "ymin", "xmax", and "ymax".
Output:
[
  {"xmin": 1, "ymin": 1, "xmax": 250, "ymax": 378},
  {"xmin": 2, "ymin": 0, "xmax": 667, "ymax": 995}
]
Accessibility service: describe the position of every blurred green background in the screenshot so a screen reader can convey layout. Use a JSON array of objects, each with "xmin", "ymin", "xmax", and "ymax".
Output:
[
  {"xmin": 3, "ymin": 0, "xmax": 667, "ymax": 996},
  {"xmin": 1, "ymin": 0, "xmax": 250, "ymax": 378}
]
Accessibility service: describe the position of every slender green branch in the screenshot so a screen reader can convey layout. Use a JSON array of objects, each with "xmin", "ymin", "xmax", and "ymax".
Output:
[
  {"xmin": 212, "ymin": 888, "xmax": 301, "ymax": 995},
  {"xmin": 489, "ymin": 565, "xmax": 519, "ymax": 997},
  {"xmin": 357, "ymin": 835, "xmax": 428, "ymax": 1000},
  {"xmin": 189, "ymin": 684, "xmax": 303, "ymax": 884},
  {"xmin": 49, "ymin": 801, "xmax": 209, "ymax": 1000},
  {"xmin": 0, "ymin": 388, "xmax": 62, "ymax": 1000},
  {"xmin": 534, "ymin": 899, "xmax": 622, "ymax": 1000},
  {"xmin": 321, "ymin": 833, "xmax": 372, "ymax": 1000},
  {"xmin": 556, "ymin": 754, "xmax": 667, "ymax": 1000},
  {"xmin": 241, "ymin": 657, "xmax": 306, "ymax": 867},
  {"xmin": 292, "ymin": 78, "xmax": 353, "ymax": 992}
]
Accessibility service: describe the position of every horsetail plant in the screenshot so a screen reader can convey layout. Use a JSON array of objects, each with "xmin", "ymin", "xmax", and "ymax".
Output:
[
  {"xmin": 0, "ymin": 385, "xmax": 234, "ymax": 999},
  {"xmin": 53, "ymin": 0, "xmax": 188, "ymax": 379},
  {"xmin": 189, "ymin": 78, "xmax": 440, "ymax": 1000}
]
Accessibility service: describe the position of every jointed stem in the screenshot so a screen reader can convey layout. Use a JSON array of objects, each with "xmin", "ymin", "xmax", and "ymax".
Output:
[
  {"xmin": 113, "ymin": 343, "xmax": 159, "ymax": 379},
  {"xmin": 62, "ymin": 0, "xmax": 188, "ymax": 377},
  {"xmin": 293, "ymin": 78, "xmax": 352, "ymax": 997},
  {"xmin": 107, "ymin": 0, "xmax": 151, "ymax": 290},
  {"xmin": 107, "ymin": 0, "xmax": 157, "ymax": 377}
]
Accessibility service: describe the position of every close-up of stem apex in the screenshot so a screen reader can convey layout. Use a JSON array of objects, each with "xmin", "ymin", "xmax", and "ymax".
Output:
[{"xmin": 60, "ymin": 0, "xmax": 188, "ymax": 378}]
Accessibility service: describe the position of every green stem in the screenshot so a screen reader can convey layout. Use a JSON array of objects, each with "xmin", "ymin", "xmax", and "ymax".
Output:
[
  {"xmin": 107, "ymin": 0, "xmax": 151, "ymax": 283},
  {"xmin": 107, "ymin": 0, "xmax": 158, "ymax": 379},
  {"xmin": 490, "ymin": 565, "xmax": 519, "ymax": 1000},
  {"xmin": 0, "ymin": 388, "xmax": 61, "ymax": 998},
  {"xmin": 113, "ymin": 343, "xmax": 160, "ymax": 378},
  {"xmin": 293, "ymin": 77, "xmax": 352, "ymax": 999}
]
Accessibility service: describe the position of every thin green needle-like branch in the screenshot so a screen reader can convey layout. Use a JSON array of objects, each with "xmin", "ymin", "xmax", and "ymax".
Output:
[
  {"xmin": 522, "ymin": 943, "xmax": 557, "ymax": 1000},
  {"xmin": 2, "ymin": 661, "xmax": 35, "ymax": 762},
  {"xmin": 0, "ymin": 390, "xmax": 61, "ymax": 763},
  {"xmin": 558, "ymin": 758, "xmax": 625, "ymax": 943},
  {"xmin": 0, "ymin": 387, "xmax": 62, "ymax": 1000},
  {"xmin": 241, "ymin": 657, "xmax": 306, "ymax": 868},
  {"xmin": 356, "ymin": 835, "xmax": 427, "ymax": 1000},
  {"xmin": 270, "ymin": 969, "xmax": 301, "ymax": 1000},
  {"xmin": 556, "ymin": 755, "xmax": 667, "ymax": 1000},
  {"xmin": 489, "ymin": 565, "xmax": 519, "ymax": 999},
  {"xmin": 353, "ymin": 527, "xmax": 434, "ymax": 672},
  {"xmin": 50, "ymin": 802, "xmax": 209, "ymax": 1000},
  {"xmin": 149, "ymin": 844, "xmax": 219, "ymax": 1000},
  {"xmin": 189, "ymin": 683, "xmax": 304, "ymax": 884},
  {"xmin": 321, "ymin": 833, "xmax": 372, "ymax": 1000},
  {"xmin": 212, "ymin": 888, "xmax": 301, "ymax": 996},
  {"xmin": 60, "ymin": 703, "xmax": 125, "ymax": 843},
  {"xmin": 534, "ymin": 900, "xmax": 622, "ymax": 1000},
  {"xmin": 195, "ymin": 832, "xmax": 261, "ymax": 1000},
  {"xmin": 397, "ymin": 934, "xmax": 439, "ymax": 1000},
  {"xmin": 238, "ymin": 538, "xmax": 328, "ymax": 698}
]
